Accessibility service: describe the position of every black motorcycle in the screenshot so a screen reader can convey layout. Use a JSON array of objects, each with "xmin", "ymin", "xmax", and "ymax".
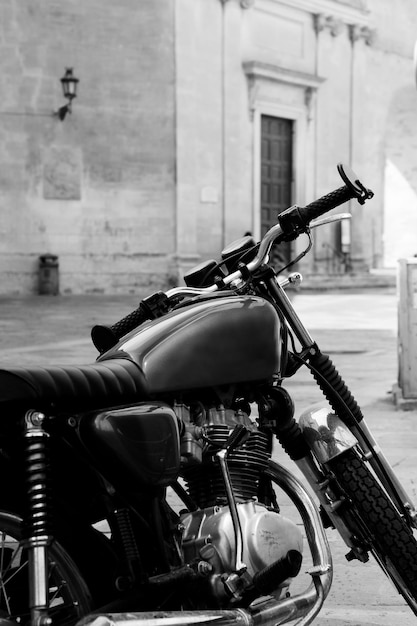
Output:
[{"xmin": 0, "ymin": 164, "xmax": 416, "ymax": 626}]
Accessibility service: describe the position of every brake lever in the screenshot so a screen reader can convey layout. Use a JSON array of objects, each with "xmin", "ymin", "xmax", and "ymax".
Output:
[{"xmin": 310, "ymin": 212, "xmax": 351, "ymax": 230}]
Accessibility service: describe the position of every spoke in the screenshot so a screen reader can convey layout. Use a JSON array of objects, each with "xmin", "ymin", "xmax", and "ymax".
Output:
[
  {"xmin": 0, "ymin": 531, "xmax": 5, "ymax": 573},
  {"xmin": 48, "ymin": 560, "xmax": 63, "ymax": 604},
  {"xmin": 49, "ymin": 582, "xmax": 62, "ymax": 605},
  {"xmin": 0, "ymin": 519, "xmax": 86, "ymax": 623},
  {"xmin": 0, "ymin": 531, "xmax": 17, "ymax": 616},
  {"xmin": 1, "ymin": 537, "xmax": 22, "ymax": 579},
  {"xmin": 0, "ymin": 585, "xmax": 12, "ymax": 616},
  {"xmin": 2, "ymin": 557, "xmax": 28, "ymax": 586}
]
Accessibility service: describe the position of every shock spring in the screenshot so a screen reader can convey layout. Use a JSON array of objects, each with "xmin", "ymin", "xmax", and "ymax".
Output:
[
  {"xmin": 115, "ymin": 507, "xmax": 140, "ymax": 563},
  {"xmin": 22, "ymin": 411, "xmax": 53, "ymax": 543},
  {"xmin": 114, "ymin": 507, "xmax": 145, "ymax": 587}
]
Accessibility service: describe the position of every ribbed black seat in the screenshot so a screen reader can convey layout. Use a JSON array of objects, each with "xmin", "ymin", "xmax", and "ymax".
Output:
[{"xmin": 0, "ymin": 358, "xmax": 149, "ymax": 414}]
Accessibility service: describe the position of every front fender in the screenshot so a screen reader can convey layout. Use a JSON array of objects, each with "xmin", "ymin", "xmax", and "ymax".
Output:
[{"xmin": 298, "ymin": 403, "xmax": 358, "ymax": 463}]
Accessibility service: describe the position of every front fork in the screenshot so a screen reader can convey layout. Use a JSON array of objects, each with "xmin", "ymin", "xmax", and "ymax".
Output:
[
  {"xmin": 268, "ymin": 273, "xmax": 417, "ymax": 530},
  {"xmin": 22, "ymin": 410, "xmax": 53, "ymax": 626}
]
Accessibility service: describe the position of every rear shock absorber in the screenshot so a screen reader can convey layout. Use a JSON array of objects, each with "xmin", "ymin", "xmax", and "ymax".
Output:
[
  {"xmin": 22, "ymin": 410, "xmax": 53, "ymax": 625},
  {"xmin": 113, "ymin": 507, "xmax": 144, "ymax": 589}
]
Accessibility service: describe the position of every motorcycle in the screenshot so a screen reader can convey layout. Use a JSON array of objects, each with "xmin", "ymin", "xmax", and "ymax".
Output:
[{"xmin": 1, "ymin": 163, "xmax": 417, "ymax": 626}]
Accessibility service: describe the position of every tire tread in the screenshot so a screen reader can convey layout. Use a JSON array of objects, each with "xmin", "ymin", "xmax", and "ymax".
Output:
[{"xmin": 330, "ymin": 451, "xmax": 417, "ymax": 596}]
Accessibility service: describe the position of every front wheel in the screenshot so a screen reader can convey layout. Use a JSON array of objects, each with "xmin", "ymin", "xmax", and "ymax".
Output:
[
  {"xmin": 0, "ymin": 511, "xmax": 93, "ymax": 624},
  {"xmin": 328, "ymin": 449, "xmax": 417, "ymax": 614}
]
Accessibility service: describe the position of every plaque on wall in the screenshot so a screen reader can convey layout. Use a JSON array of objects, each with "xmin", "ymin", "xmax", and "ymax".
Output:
[{"xmin": 43, "ymin": 147, "xmax": 82, "ymax": 200}]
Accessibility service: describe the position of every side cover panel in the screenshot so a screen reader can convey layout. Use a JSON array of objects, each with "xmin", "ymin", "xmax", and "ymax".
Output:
[{"xmin": 80, "ymin": 402, "xmax": 181, "ymax": 488}]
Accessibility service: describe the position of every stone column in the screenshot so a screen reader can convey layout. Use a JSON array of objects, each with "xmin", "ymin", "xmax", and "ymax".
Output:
[{"xmin": 174, "ymin": 0, "xmax": 201, "ymax": 281}]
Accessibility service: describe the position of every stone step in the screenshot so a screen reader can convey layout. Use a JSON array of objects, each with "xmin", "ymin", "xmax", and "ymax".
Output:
[{"xmin": 296, "ymin": 270, "xmax": 396, "ymax": 292}]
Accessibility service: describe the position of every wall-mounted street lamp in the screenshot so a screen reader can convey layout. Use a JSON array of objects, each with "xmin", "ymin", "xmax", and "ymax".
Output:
[
  {"xmin": 54, "ymin": 68, "xmax": 79, "ymax": 121},
  {"xmin": 0, "ymin": 68, "xmax": 80, "ymax": 121}
]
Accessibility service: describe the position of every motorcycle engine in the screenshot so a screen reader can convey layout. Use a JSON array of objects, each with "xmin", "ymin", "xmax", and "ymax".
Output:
[{"xmin": 176, "ymin": 402, "xmax": 303, "ymax": 605}]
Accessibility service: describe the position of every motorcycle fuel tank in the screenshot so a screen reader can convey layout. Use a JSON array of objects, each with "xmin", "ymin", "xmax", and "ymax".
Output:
[{"xmin": 100, "ymin": 295, "xmax": 281, "ymax": 394}]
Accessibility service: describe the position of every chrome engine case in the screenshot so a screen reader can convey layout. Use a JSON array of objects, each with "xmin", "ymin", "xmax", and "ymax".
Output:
[{"xmin": 180, "ymin": 500, "xmax": 303, "ymax": 601}]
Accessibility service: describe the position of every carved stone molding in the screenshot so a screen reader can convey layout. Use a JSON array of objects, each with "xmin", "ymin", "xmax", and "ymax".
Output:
[
  {"xmin": 304, "ymin": 86, "xmax": 316, "ymax": 122},
  {"xmin": 262, "ymin": 0, "xmax": 370, "ymax": 28},
  {"xmin": 313, "ymin": 13, "xmax": 344, "ymax": 36},
  {"xmin": 348, "ymin": 24, "xmax": 375, "ymax": 45},
  {"xmin": 314, "ymin": 12, "xmax": 375, "ymax": 45},
  {"xmin": 313, "ymin": 13, "xmax": 326, "ymax": 33},
  {"xmin": 219, "ymin": 0, "xmax": 255, "ymax": 7},
  {"xmin": 243, "ymin": 61, "xmax": 325, "ymax": 120}
]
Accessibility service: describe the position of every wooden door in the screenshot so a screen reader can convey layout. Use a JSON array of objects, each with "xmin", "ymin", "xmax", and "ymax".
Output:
[{"xmin": 261, "ymin": 116, "xmax": 293, "ymax": 267}]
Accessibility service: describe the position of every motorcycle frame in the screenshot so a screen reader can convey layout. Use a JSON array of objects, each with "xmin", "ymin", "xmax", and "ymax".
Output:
[
  {"xmin": 6, "ymin": 174, "xmax": 415, "ymax": 624},
  {"xmin": 16, "ymin": 244, "xmax": 417, "ymax": 623}
]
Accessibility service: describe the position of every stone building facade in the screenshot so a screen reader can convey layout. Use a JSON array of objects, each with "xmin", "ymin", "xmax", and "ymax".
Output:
[{"xmin": 1, "ymin": 0, "xmax": 416, "ymax": 294}]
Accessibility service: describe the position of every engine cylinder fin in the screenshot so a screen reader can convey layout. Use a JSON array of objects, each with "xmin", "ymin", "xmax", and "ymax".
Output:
[{"xmin": 182, "ymin": 424, "xmax": 271, "ymax": 508}]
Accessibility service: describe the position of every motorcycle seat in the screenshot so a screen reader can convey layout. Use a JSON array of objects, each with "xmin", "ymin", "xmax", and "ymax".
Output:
[{"xmin": 0, "ymin": 357, "xmax": 149, "ymax": 414}]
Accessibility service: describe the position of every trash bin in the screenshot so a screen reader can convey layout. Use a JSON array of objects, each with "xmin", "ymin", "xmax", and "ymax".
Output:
[{"xmin": 39, "ymin": 254, "xmax": 59, "ymax": 295}]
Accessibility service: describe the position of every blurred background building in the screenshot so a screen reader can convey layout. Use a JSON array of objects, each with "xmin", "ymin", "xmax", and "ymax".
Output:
[{"xmin": 0, "ymin": 0, "xmax": 417, "ymax": 294}]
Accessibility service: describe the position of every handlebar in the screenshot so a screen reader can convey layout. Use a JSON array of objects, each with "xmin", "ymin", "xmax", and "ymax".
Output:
[
  {"xmin": 91, "ymin": 307, "xmax": 149, "ymax": 353},
  {"xmin": 298, "ymin": 185, "xmax": 354, "ymax": 223},
  {"xmin": 91, "ymin": 163, "xmax": 373, "ymax": 353},
  {"xmin": 91, "ymin": 291, "xmax": 170, "ymax": 353}
]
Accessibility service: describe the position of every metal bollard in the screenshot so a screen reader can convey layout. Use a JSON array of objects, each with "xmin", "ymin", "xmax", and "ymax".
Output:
[{"xmin": 38, "ymin": 254, "xmax": 59, "ymax": 295}]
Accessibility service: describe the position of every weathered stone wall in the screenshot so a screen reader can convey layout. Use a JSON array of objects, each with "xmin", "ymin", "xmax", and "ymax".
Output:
[
  {"xmin": 356, "ymin": 0, "xmax": 417, "ymax": 269},
  {"xmin": 369, "ymin": 0, "xmax": 417, "ymax": 267},
  {"xmin": 0, "ymin": 0, "xmax": 416, "ymax": 294},
  {"xmin": 176, "ymin": 0, "xmax": 377, "ymax": 276},
  {"xmin": 0, "ymin": 0, "xmax": 176, "ymax": 294}
]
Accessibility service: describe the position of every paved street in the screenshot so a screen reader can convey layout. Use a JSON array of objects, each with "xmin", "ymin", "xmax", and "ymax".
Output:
[
  {"xmin": 0, "ymin": 289, "xmax": 416, "ymax": 624},
  {"xmin": 280, "ymin": 291, "xmax": 417, "ymax": 625}
]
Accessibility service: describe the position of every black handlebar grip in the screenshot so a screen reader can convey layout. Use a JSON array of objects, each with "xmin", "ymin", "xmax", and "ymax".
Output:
[
  {"xmin": 110, "ymin": 306, "xmax": 149, "ymax": 339},
  {"xmin": 91, "ymin": 306, "xmax": 149, "ymax": 353},
  {"xmin": 91, "ymin": 291, "xmax": 171, "ymax": 354},
  {"xmin": 298, "ymin": 185, "xmax": 353, "ymax": 223},
  {"xmin": 278, "ymin": 185, "xmax": 354, "ymax": 241}
]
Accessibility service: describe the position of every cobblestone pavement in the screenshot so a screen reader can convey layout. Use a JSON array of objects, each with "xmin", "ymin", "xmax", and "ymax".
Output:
[{"xmin": 0, "ymin": 290, "xmax": 416, "ymax": 624}]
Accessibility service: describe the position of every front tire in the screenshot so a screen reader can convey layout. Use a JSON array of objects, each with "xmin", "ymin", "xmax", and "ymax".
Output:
[
  {"xmin": 0, "ymin": 511, "xmax": 93, "ymax": 624},
  {"xmin": 328, "ymin": 449, "xmax": 417, "ymax": 614}
]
